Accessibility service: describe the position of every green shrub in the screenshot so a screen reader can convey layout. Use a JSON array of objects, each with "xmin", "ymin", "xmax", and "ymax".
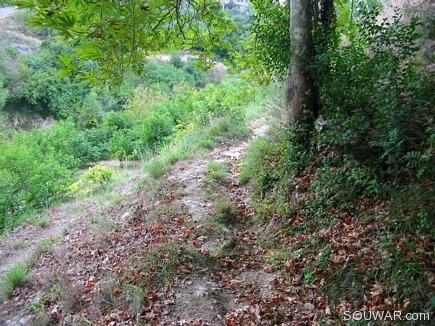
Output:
[
  {"xmin": 74, "ymin": 92, "xmax": 104, "ymax": 129},
  {"xmin": 169, "ymin": 51, "xmax": 183, "ymax": 68},
  {"xmin": 108, "ymin": 129, "xmax": 140, "ymax": 160},
  {"xmin": 183, "ymin": 59, "xmax": 207, "ymax": 87},
  {"xmin": 0, "ymin": 132, "xmax": 73, "ymax": 232},
  {"xmin": 82, "ymin": 165, "xmax": 116, "ymax": 188},
  {"xmin": 67, "ymin": 164, "xmax": 116, "ymax": 196},
  {"xmin": 82, "ymin": 128, "xmax": 110, "ymax": 161},
  {"xmin": 40, "ymin": 120, "xmax": 104, "ymax": 168},
  {"xmin": 16, "ymin": 42, "xmax": 88, "ymax": 119},
  {"xmin": 123, "ymin": 86, "xmax": 167, "ymax": 120},
  {"xmin": 0, "ymin": 168, "xmax": 23, "ymax": 232},
  {"xmin": 142, "ymin": 60, "xmax": 191, "ymax": 92},
  {"xmin": 313, "ymin": 10, "xmax": 433, "ymax": 187},
  {"xmin": 137, "ymin": 111, "xmax": 175, "ymax": 147},
  {"xmin": 103, "ymin": 111, "xmax": 134, "ymax": 132},
  {"xmin": 0, "ymin": 70, "xmax": 9, "ymax": 110}
]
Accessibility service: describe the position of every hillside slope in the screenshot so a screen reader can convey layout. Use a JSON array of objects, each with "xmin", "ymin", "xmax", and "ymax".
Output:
[{"xmin": 0, "ymin": 117, "xmax": 273, "ymax": 325}]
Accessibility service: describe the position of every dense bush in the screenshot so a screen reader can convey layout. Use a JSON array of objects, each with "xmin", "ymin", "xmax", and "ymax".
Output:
[
  {"xmin": 0, "ymin": 51, "xmax": 8, "ymax": 110},
  {"xmin": 0, "ymin": 131, "xmax": 73, "ymax": 231},
  {"xmin": 141, "ymin": 58, "xmax": 207, "ymax": 92},
  {"xmin": 103, "ymin": 111, "xmax": 134, "ymax": 133},
  {"xmin": 244, "ymin": 10, "xmax": 435, "ymax": 238},
  {"xmin": 310, "ymin": 10, "xmax": 435, "ymax": 208},
  {"xmin": 244, "ymin": 10, "xmax": 435, "ymax": 225},
  {"xmin": 0, "ymin": 21, "xmax": 255, "ymax": 233},
  {"xmin": 137, "ymin": 111, "xmax": 175, "ymax": 147},
  {"xmin": 5, "ymin": 41, "xmax": 89, "ymax": 119},
  {"xmin": 241, "ymin": 9, "xmax": 435, "ymax": 316},
  {"xmin": 0, "ymin": 71, "xmax": 259, "ymax": 234},
  {"xmin": 214, "ymin": 6, "xmax": 252, "ymax": 60}
]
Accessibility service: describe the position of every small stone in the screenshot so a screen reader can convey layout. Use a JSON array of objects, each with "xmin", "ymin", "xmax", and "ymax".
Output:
[
  {"xmin": 303, "ymin": 302, "xmax": 315, "ymax": 311},
  {"xmin": 195, "ymin": 286, "xmax": 209, "ymax": 297},
  {"xmin": 222, "ymin": 238, "xmax": 236, "ymax": 250},
  {"xmin": 18, "ymin": 316, "xmax": 32, "ymax": 325}
]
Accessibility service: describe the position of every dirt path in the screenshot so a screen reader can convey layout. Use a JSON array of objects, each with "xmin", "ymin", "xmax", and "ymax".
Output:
[
  {"xmin": 0, "ymin": 118, "xmax": 272, "ymax": 325},
  {"xmin": 0, "ymin": 7, "xmax": 15, "ymax": 19}
]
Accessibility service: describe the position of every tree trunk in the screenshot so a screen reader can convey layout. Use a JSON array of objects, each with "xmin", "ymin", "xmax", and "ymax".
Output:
[{"xmin": 285, "ymin": 0, "xmax": 317, "ymax": 123}]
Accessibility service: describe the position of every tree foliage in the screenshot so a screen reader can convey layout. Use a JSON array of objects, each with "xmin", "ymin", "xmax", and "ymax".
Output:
[
  {"xmin": 12, "ymin": 0, "xmax": 235, "ymax": 82},
  {"xmin": 234, "ymin": 0, "xmax": 290, "ymax": 83}
]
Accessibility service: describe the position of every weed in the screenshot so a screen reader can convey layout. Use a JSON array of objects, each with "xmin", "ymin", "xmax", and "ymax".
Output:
[
  {"xmin": 373, "ymin": 244, "xmax": 430, "ymax": 311},
  {"xmin": 3, "ymin": 240, "xmax": 28, "ymax": 256},
  {"xmin": 316, "ymin": 243, "xmax": 332, "ymax": 269},
  {"xmin": 30, "ymin": 294, "xmax": 52, "ymax": 315},
  {"xmin": 137, "ymin": 242, "xmax": 212, "ymax": 288},
  {"xmin": 35, "ymin": 217, "xmax": 49, "ymax": 228},
  {"xmin": 197, "ymin": 137, "xmax": 215, "ymax": 149},
  {"xmin": 1, "ymin": 264, "xmax": 29, "ymax": 298},
  {"xmin": 207, "ymin": 161, "xmax": 229, "ymax": 184},
  {"xmin": 303, "ymin": 267, "xmax": 316, "ymax": 285},
  {"xmin": 60, "ymin": 282, "xmax": 84, "ymax": 314},
  {"xmin": 121, "ymin": 284, "xmax": 145, "ymax": 317},
  {"xmin": 213, "ymin": 199, "xmax": 239, "ymax": 226},
  {"xmin": 263, "ymin": 248, "xmax": 290, "ymax": 270},
  {"xmin": 181, "ymin": 248, "xmax": 214, "ymax": 268},
  {"xmin": 326, "ymin": 264, "xmax": 365, "ymax": 309},
  {"xmin": 220, "ymin": 120, "xmax": 250, "ymax": 140},
  {"xmin": 151, "ymin": 243, "xmax": 178, "ymax": 286},
  {"xmin": 209, "ymin": 124, "xmax": 222, "ymax": 136},
  {"xmin": 89, "ymin": 214, "xmax": 118, "ymax": 234},
  {"xmin": 142, "ymin": 137, "xmax": 195, "ymax": 179},
  {"xmin": 99, "ymin": 278, "xmax": 119, "ymax": 307},
  {"xmin": 39, "ymin": 237, "xmax": 54, "ymax": 252},
  {"xmin": 200, "ymin": 212, "xmax": 234, "ymax": 240},
  {"xmin": 31, "ymin": 237, "xmax": 55, "ymax": 264},
  {"xmin": 145, "ymin": 203, "xmax": 187, "ymax": 223},
  {"xmin": 238, "ymin": 137, "xmax": 284, "ymax": 187},
  {"xmin": 143, "ymin": 157, "xmax": 167, "ymax": 179},
  {"xmin": 31, "ymin": 312, "xmax": 51, "ymax": 326},
  {"xmin": 12, "ymin": 240, "xmax": 28, "ymax": 250}
]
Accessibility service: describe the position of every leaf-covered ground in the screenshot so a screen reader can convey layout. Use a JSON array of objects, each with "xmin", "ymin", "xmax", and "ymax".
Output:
[{"xmin": 1, "ymin": 116, "xmax": 434, "ymax": 325}]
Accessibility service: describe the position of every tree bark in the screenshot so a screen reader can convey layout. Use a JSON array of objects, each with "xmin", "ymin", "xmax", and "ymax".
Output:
[{"xmin": 285, "ymin": 0, "xmax": 317, "ymax": 123}]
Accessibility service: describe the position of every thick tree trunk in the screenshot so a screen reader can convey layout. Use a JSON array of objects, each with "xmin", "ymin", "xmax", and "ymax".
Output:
[{"xmin": 285, "ymin": 0, "xmax": 317, "ymax": 123}]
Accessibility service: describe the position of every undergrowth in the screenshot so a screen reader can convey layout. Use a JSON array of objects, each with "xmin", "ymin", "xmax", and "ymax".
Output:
[
  {"xmin": 242, "ymin": 8, "xmax": 435, "ymax": 323},
  {"xmin": 0, "ymin": 73, "xmax": 267, "ymax": 234},
  {"xmin": 0, "ymin": 264, "xmax": 29, "ymax": 298}
]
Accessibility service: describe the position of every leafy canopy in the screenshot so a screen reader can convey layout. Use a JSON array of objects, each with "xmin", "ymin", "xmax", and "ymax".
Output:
[{"xmin": 12, "ymin": 0, "xmax": 234, "ymax": 83}]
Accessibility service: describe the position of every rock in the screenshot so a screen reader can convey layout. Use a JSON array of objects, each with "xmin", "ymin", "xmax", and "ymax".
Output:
[
  {"xmin": 222, "ymin": 238, "xmax": 236, "ymax": 250},
  {"xmin": 195, "ymin": 286, "xmax": 209, "ymax": 297},
  {"xmin": 4, "ymin": 315, "xmax": 32, "ymax": 326},
  {"xmin": 13, "ymin": 44, "xmax": 33, "ymax": 55},
  {"xmin": 303, "ymin": 302, "xmax": 315, "ymax": 311}
]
